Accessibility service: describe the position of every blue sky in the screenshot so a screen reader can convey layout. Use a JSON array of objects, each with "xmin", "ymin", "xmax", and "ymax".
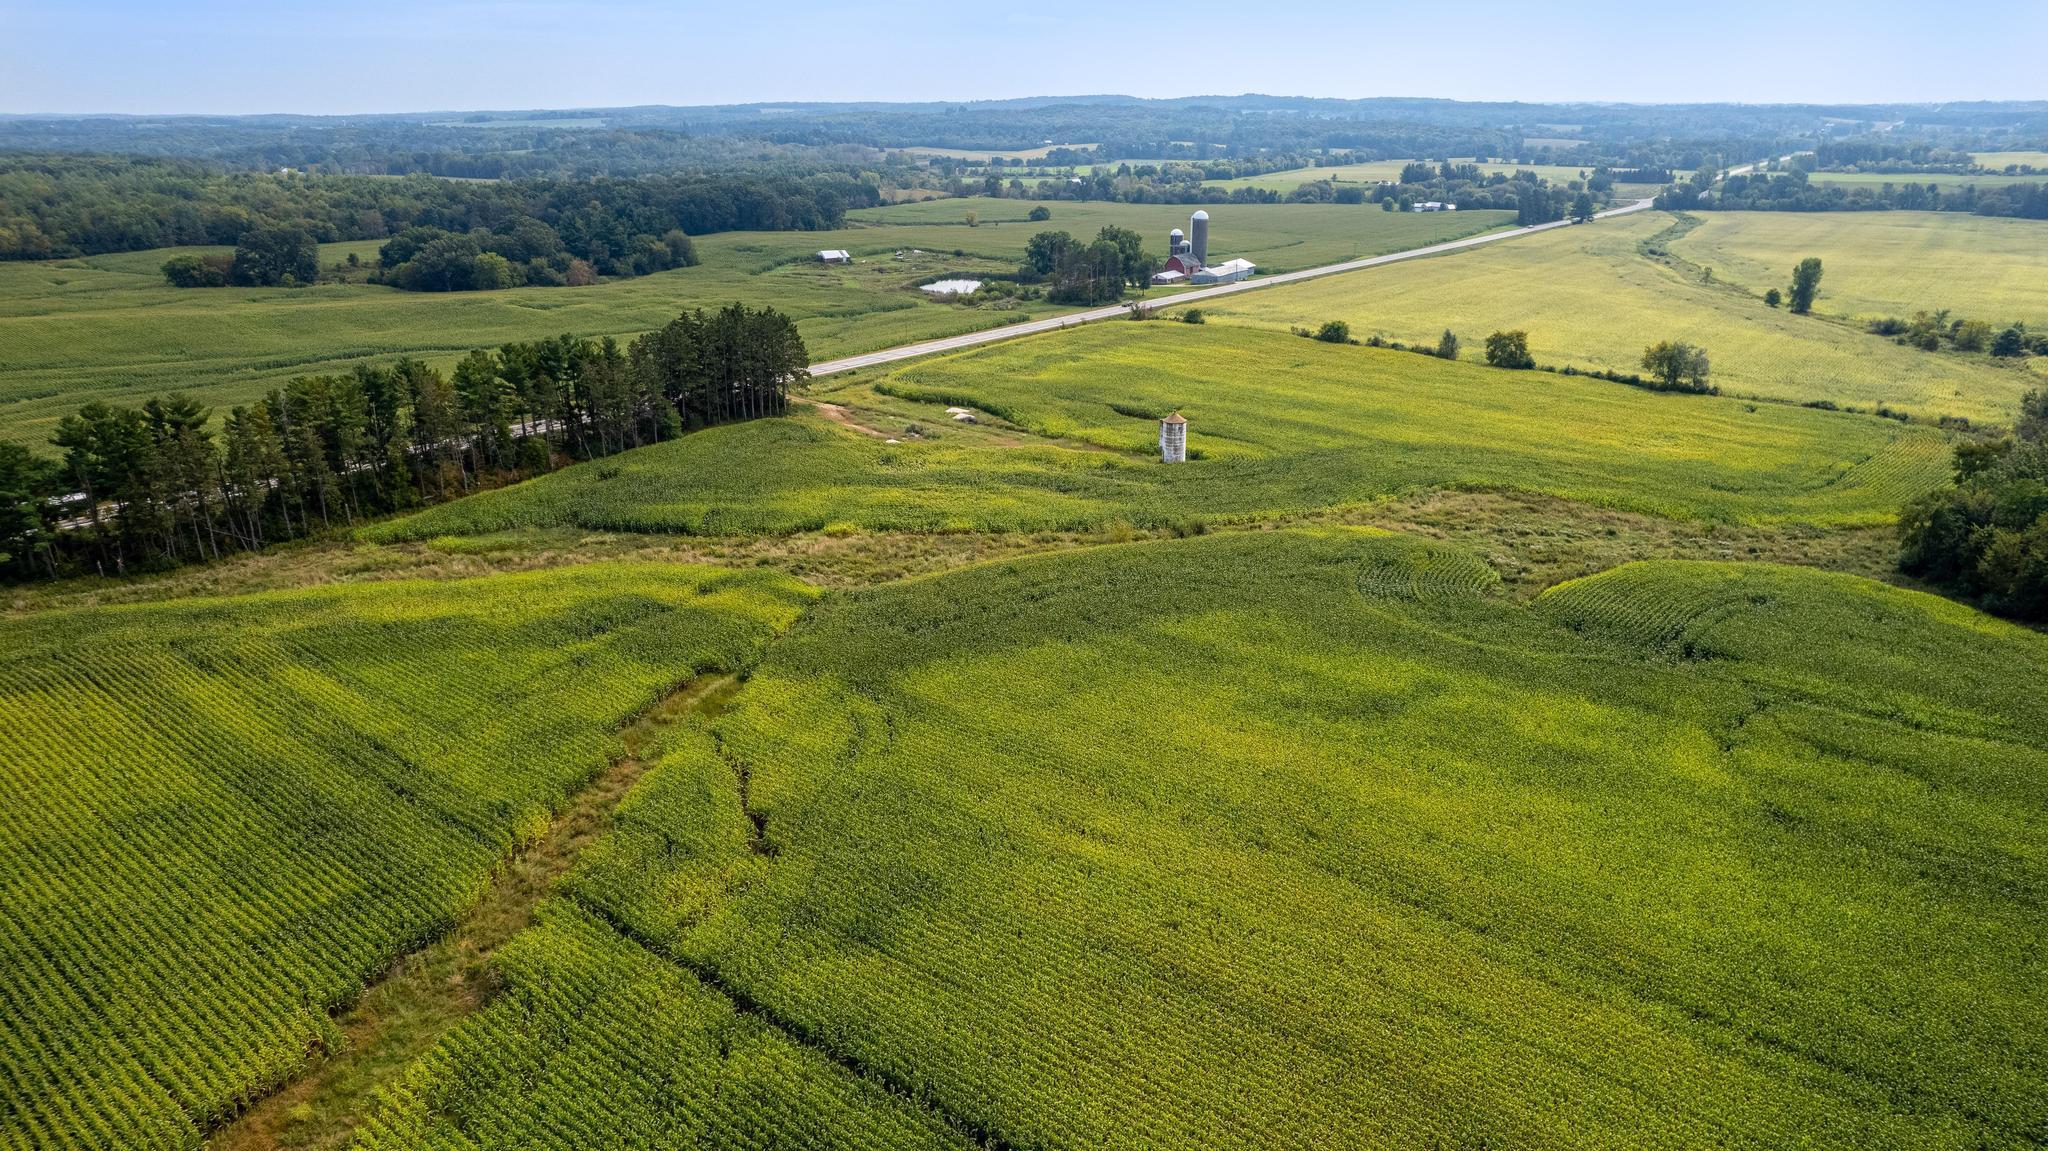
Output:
[{"xmin": 1, "ymin": 0, "xmax": 2041, "ymax": 114}]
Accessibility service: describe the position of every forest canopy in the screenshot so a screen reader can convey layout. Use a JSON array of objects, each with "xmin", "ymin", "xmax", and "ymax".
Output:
[{"xmin": 0, "ymin": 154, "xmax": 876, "ymax": 261}]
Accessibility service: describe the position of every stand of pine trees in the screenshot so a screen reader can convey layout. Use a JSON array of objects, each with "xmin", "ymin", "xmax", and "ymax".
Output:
[{"xmin": 5, "ymin": 303, "xmax": 807, "ymax": 579}]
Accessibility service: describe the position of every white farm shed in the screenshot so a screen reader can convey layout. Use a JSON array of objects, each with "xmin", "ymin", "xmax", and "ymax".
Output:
[{"xmin": 1190, "ymin": 259, "xmax": 1254, "ymax": 285}]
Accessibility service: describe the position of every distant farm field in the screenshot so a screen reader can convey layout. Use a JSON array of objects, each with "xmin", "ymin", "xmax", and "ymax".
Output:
[
  {"xmin": 1973, "ymin": 150, "xmax": 2048, "ymax": 169},
  {"xmin": 0, "ymin": 564, "xmax": 813, "ymax": 1149},
  {"xmin": 1195, "ymin": 210, "xmax": 2036, "ymax": 422},
  {"xmin": 0, "ymin": 202, "xmax": 1506, "ymax": 450},
  {"xmin": 365, "ymin": 323, "xmax": 1950, "ymax": 544},
  {"xmin": 1209, "ymin": 159, "xmax": 1602, "ymax": 193},
  {"xmin": 902, "ymin": 143, "xmax": 1092, "ymax": 161},
  {"xmin": 354, "ymin": 529, "xmax": 2048, "ymax": 1149},
  {"xmin": 1669, "ymin": 211, "xmax": 2048, "ymax": 326},
  {"xmin": 1806, "ymin": 169, "xmax": 2046, "ymax": 189}
]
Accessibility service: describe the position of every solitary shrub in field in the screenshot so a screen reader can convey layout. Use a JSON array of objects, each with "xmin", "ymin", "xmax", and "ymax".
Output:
[
  {"xmin": 1641, "ymin": 340, "xmax": 1713, "ymax": 393},
  {"xmin": 1485, "ymin": 329, "xmax": 1535, "ymax": 369},
  {"xmin": 1764, "ymin": 288, "xmax": 1782, "ymax": 308},
  {"xmin": 1788, "ymin": 256, "xmax": 1824, "ymax": 314},
  {"xmin": 1181, "ymin": 309, "xmax": 1205, "ymax": 325},
  {"xmin": 1027, "ymin": 205, "xmax": 1052, "ymax": 222},
  {"xmin": 1314, "ymin": 320, "xmax": 1351, "ymax": 344},
  {"xmin": 1436, "ymin": 329, "xmax": 1460, "ymax": 360}
]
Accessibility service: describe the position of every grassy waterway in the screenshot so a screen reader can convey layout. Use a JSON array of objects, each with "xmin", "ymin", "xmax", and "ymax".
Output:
[{"xmin": 207, "ymin": 674, "xmax": 744, "ymax": 1151}]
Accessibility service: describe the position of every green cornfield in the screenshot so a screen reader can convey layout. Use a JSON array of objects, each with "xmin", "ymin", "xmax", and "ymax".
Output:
[
  {"xmin": 0, "ymin": 564, "xmax": 812, "ymax": 1149},
  {"xmin": 351, "ymin": 529, "xmax": 2048, "ymax": 1149}
]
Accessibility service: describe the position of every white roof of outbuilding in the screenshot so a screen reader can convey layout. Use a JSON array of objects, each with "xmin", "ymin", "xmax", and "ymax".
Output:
[
  {"xmin": 817, "ymin": 249, "xmax": 851, "ymax": 259},
  {"xmin": 1207, "ymin": 259, "xmax": 1255, "ymax": 274}
]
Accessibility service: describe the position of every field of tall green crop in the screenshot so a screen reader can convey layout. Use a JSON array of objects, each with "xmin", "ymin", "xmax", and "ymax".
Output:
[
  {"xmin": 352, "ymin": 901, "xmax": 970, "ymax": 1150},
  {"xmin": 1197, "ymin": 210, "xmax": 2038, "ymax": 421},
  {"xmin": 1668, "ymin": 211, "xmax": 2048, "ymax": 326},
  {"xmin": 354, "ymin": 529, "xmax": 2048, "ymax": 1149},
  {"xmin": 0, "ymin": 564, "xmax": 812, "ymax": 1149},
  {"xmin": 0, "ymin": 203, "xmax": 1504, "ymax": 450},
  {"xmin": 364, "ymin": 323, "xmax": 1950, "ymax": 544}
]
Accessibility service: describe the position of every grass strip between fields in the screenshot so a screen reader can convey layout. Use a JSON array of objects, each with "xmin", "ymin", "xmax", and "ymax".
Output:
[{"xmin": 206, "ymin": 673, "xmax": 747, "ymax": 1151}]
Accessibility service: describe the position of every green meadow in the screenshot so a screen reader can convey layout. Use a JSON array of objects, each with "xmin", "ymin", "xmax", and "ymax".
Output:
[
  {"xmin": 0, "ymin": 202, "xmax": 1504, "ymax": 450},
  {"xmin": 365, "ymin": 323, "xmax": 1949, "ymax": 544},
  {"xmin": 1196, "ymin": 210, "xmax": 2038, "ymax": 422},
  {"xmin": 1668, "ymin": 211, "xmax": 2048, "ymax": 326}
]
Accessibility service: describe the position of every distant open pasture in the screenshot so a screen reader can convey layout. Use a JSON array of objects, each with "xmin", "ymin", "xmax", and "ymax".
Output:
[
  {"xmin": 1806, "ymin": 169, "xmax": 2047, "ymax": 189},
  {"xmin": 903, "ymin": 143, "xmax": 1092, "ymax": 161},
  {"xmin": 1971, "ymin": 150, "xmax": 2048, "ymax": 170},
  {"xmin": 0, "ymin": 202, "xmax": 1504, "ymax": 450},
  {"xmin": 1209, "ymin": 159, "xmax": 1602, "ymax": 194},
  {"xmin": 1194, "ymin": 210, "xmax": 2036, "ymax": 422},
  {"xmin": 1669, "ymin": 211, "xmax": 2048, "ymax": 327}
]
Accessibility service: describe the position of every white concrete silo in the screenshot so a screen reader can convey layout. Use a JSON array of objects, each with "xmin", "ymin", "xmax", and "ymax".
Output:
[{"xmin": 1159, "ymin": 411, "xmax": 1187, "ymax": 463}]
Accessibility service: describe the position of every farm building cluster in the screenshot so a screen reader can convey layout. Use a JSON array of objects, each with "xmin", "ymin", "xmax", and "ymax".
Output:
[{"xmin": 1151, "ymin": 211, "xmax": 1255, "ymax": 286}]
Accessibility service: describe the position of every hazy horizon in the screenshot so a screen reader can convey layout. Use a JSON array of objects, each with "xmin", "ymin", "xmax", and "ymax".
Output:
[{"xmin": 2, "ymin": 0, "xmax": 2042, "ymax": 117}]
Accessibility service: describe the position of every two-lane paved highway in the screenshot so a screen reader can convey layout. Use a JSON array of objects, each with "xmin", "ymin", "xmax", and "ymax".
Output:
[{"xmin": 808, "ymin": 196, "xmax": 1657, "ymax": 378}]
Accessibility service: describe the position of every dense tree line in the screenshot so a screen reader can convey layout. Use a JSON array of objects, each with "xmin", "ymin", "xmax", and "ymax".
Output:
[
  {"xmin": 1017, "ymin": 228, "xmax": 1157, "ymax": 304},
  {"xmin": 1898, "ymin": 389, "xmax": 2048, "ymax": 621},
  {"xmin": 0, "ymin": 304, "xmax": 807, "ymax": 580},
  {"xmin": 1, "ymin": 154, "xmax": 878, "ymax": 261},
  {"xmin": 1657, "ymin": 170, "xmax": 2048, "ymax": 219},
  {"xmin": 373, "ymin": 220, "xmax": 697, "ymax": 291}
]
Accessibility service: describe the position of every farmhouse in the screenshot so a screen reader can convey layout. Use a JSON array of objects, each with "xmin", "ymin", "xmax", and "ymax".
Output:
[{"xmin": 817, "ymin": 249, "xmax": 852, "ymax": 264}]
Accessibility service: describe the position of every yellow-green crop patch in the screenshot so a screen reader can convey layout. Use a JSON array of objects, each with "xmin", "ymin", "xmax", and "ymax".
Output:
[
  {"xmin": 358, "ymin": 529, "xmax": 2048, "ymax": 1149},
  {"xmin": 364, "ymin": 323, "xmax": 1949, "ymax": 544},
  {"xmin": 1668, "ymin": 210, "xmax": 2048, "ymax": 326},
  {"xmin": 0, "ymin": 563, "xmax": 813, "ymax": 1149},
  {"xmin": 1194, "ymin": 210, "xmax": 2036, "ymax": 421}
]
